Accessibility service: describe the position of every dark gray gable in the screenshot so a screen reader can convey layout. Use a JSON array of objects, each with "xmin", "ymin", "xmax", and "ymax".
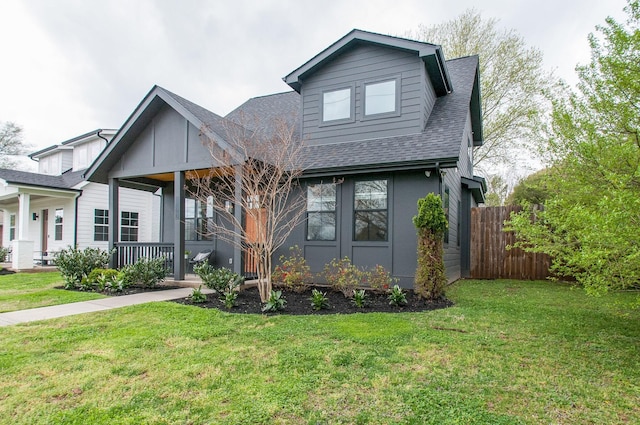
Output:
[
  {"xmin": 85, "ymin": 85, "xmax": 231, "ymax": 184},
  {"xmin": 283, "ymin": 29, "xmax": 452, "ymax": 96}
]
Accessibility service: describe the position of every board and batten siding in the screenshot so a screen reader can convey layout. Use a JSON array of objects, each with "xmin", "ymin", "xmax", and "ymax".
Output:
[
  {"xmin": 301, "ymin": 44, "xmax": 436, "ymax": 145},
  {"xmin": 75, "ymin": 182, "xmax": 159, "ymax": 249},
  {"xmin": 111, "ymin": 103, "xmax": 214, "ymax": 179}
]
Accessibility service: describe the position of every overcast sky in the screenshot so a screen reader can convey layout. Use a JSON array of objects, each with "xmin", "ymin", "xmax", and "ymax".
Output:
[{"xmin": 0, "ymin": 0, "xmax": 629, "ymax": 169}]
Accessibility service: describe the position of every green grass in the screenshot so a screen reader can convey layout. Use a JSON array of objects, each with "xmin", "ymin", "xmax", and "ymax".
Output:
[
  {"xmin": 0, "ymin": 272, "xmax": 105, "ymax": 312},
  {"xmin": 0, "ymin": 279, "xmax": 638, "ymax": 424}
]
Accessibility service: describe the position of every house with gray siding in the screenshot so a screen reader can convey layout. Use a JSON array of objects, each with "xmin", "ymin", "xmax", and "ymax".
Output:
[{"xmin": 85, "ymin": 29, "xmax": 485, "ymax": 285}]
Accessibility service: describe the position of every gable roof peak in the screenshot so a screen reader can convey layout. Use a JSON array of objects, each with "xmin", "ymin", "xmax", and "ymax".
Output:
[{"xmin": 283, "ymin": 29, "xmax": 452, "ymax": 94}]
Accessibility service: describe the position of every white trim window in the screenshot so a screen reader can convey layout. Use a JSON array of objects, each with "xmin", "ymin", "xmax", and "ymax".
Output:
[
  {"xmin": 120, "ymin": 211, "xmax": 139, "ymax": 242},
  {"xmin": 94, "ymin": 209, "xmax": 108, "ymax": 241},
  {"xmin": 54, "ymin": 209, "xmax": 63, "ymax": 241},
  {"xmin": 9, "ymin": 214, "xmax": 15, "ymax": 241}
]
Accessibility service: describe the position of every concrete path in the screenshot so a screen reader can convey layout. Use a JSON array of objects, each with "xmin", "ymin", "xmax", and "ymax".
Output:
[{"xmin": 0, "ymin": 287, "xmax": 213, "ymax": 327}]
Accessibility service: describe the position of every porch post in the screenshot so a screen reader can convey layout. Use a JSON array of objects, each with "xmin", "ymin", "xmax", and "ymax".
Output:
[
  {"xmin": 233, "ymin": 165, "xmax": 242, "ymax": 275},
  {"xmin": 108, "ymin": 178, "xmax": 119, "ymax": 268},
  {"xmin": 12, "ymin": 193, "xmax": 34, "ymax": 270},
  {"xmin": 174, "ymin": 171, "xmax": 185, "ymax": 280}
]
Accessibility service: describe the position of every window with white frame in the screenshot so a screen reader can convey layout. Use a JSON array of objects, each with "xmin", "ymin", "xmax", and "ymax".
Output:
[
  {"xmin": 322, "ymin": 87, "xmax": 352, "ymax": 122},
  {"xmin": 354, "ymin": 180, "xmax": 388, "ymax": 241},
  {"xmin": 55, "ymin": 209, "xmax": 63, "ymax": 240},
  {"xmin": 307, "ymin": 183, "xmax": 337, "ymax": 241},
  {"xmin": 120, "ymin": 211, "xmax": 139, "ymax": 242},
  {"xmin": 94, "ymin": 209, "xmax": 108, "ymax": 241},
  {"xmin": 185, "ymin": 197, "xmax": 214, "ymax": 241},
  {"xmin": 364, "ymin": 79, "xmax": 397, "ymax": 116},
  {"xmin": 9, "ymin": 214, "xmax": 15, "ymax": 241}
]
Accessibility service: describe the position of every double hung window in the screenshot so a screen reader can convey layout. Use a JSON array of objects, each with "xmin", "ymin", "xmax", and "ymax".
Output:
[
  {"xmin": 307, "ymin": 183, "xmax": 337, "ymax": 241},
  {"xmin": 354, "ymin": 180, "xmax": 388, "ymax": 241}
]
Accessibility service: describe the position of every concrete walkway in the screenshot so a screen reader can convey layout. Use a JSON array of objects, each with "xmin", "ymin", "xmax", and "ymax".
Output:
[{"xmin": 0, "ymin": 287, "xmax": 213, "ymax": 327}]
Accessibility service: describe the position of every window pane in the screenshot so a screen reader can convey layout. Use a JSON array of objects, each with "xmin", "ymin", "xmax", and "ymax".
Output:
[
  {"xmin": 307, "ymin": 212, "xmax": 336, "ymax": 241},
  {"xmin": 355, "ymin": 180, "xmax": 387, "ymax": 210},
  {"xmin": 185, "ymin": 198, "xmax": 196, "ymax": 219},
  {"xmin": 365, "ymin": 80, "xmax": 396, "ymax": 115},
  {"xmin": 355, "ymin": 211, "xmax": 387, "ymax": 241},
  {"xmin": 323, "ymin": 88, "xmax": 351, "ymax": 121},
  {"xmin": 307, "ymin": 183, "xmax": 336, "ymax": 211},
  {"xmin": 185, "ymin": 218, "xmax": 196, "ymax": 241}
]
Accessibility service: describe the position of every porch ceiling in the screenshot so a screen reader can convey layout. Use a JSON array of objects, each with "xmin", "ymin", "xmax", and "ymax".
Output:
[{"xmin": 146, "ymin": 168, "xmax": 229, "ymax": 182}]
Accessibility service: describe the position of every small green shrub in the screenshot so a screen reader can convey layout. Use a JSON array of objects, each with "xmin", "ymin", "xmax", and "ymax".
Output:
[
  {"xmin": 310, "ymin": 289, "xmax": 329, "ymax": 311},
  {"xmin": 194, "ymin": 264, "xmax": 244, "ymax": 293},
  {"xmin": 54, "ymin": 247, "xmax": 111, "ymax": 289},
  {"xmin": 272, "ymin": 246, "xmax": 312, "ymax": 293},
  {"xmin": 323, "ymin": 257, "xmax": 364, "ymax": 298},
  {"xmin": 189, "ymin": 286, "xmax": 207, "ymax": 303},
  {"xmin": 364, "ymin": 264, "xmax": 397, "ymax": 292},
  {"xmin": 0, "ymin": 246, "xmax": 9, "ymax": 263},
  {"xmin": 388, "ymin": 285, "xmax": 408, "ymax": 306},
  {"xmin": 120, "ymin": 257, "xmax": 168, "ymax": 288},
  {"xmin": 352, "ymin": 289, "xmax": 368, "ymax": 308},
  {"xmin": 222, "ymin": 291, "xmax": 238, "ymax": 309},
  {"xmin": 261, "ymin": 290, "xmax": 286, "ymax": 312}
]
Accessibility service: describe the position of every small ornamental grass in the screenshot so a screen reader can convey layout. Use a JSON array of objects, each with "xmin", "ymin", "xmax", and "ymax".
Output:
[
  {"xmin": 352, "ymin": 289, "xmax": 368, "ymax": 308},
  {"xmin": 388, "ymin": 285, "xmax": 408, "ymax": 306}
]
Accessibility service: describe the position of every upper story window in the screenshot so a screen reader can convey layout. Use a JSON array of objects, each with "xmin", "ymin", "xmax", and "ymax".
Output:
[
  {"xmin": 322, "ymin": 87, "xmax": 352, "ymax": 122},
  {"xmin": 364, "ymin": 79, "xmax": 397, "ymax": 116}
]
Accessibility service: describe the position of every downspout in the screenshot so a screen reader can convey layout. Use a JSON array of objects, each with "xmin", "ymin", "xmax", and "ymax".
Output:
[
  {"xmin": 435, "ymin": 162, "xmax": 441, "ymax": 195},
  {"xmin": 73, "ymin": 191, "xmax": 82, "ymax": 248},
  {"xmin": 96, "ymin": 129, "xmax": 109, "ymax": 145}
]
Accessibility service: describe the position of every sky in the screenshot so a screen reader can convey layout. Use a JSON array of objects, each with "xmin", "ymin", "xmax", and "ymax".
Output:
[{"xmin": 0, "ymin": 0, "xmax": 630, "ymax": 171}]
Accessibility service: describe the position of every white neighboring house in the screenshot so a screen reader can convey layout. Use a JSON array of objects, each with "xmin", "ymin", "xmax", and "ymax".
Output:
[{"xmin": 0, "ymin": 129, "xmax": 160, "ymax": 270}]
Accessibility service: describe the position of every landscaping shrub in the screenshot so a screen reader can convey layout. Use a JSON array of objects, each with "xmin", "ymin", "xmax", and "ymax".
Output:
[
  {"xmin": 261, "ymin": 290, "xmax": 287, "ymax": 312},
  {"xmin": 194, "ymin": 264, "xmax": 244, "ymax": 293},
  {"xmin": 0, "ymin": 246, "xmax": 8, "ymax": 263},
  {"xmin": 352, "ymin": 289, "xmax": 368, "ymax": 308},
  {"xmin": 189, "ymin": 286, "xmax": 207, "ymax": 303},
  {"xmin": 364, "ymin": 264, "xmax": 397, "ymax": 292},
  {"xmin": 412, "ymin": 193, "xmax": 448, "ymax": 299},
  {"xmin": 54, "ymin": 246, "xmax": 111, "ymax": 289},
  {"xmin": 310, "ymin": 289, "xmax": 329, "ymax": 311},
  {"xmin": 323, "ymin": 257, "xmax": 364, "ymax": 297},
  {"xmin": 271, "ymin": 245, "xmax": 312, "ymax": 293},
  {"xmin": 120, "ymin": 257, "xmax": 168, "ymax": 288},
  {"xmin": 388, "ymin": 285, "xmax": 408, "ymax": 306}
]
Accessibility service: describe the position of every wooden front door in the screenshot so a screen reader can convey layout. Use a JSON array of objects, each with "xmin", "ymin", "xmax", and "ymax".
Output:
[{"xmin": 243, "ymin": 207, "xmax": 266, "ymax": 276}]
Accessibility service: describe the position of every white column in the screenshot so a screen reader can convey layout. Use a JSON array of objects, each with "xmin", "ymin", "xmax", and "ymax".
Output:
[{"xmin": 12, "ymin": 193, "xmax": 34, "ymax": 270}]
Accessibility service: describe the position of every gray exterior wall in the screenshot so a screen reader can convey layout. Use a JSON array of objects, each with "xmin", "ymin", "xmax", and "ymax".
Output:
[
  {"xmin": 109, "ymin": 103, "xmax": 214, "ymax": 179},
  {"xmin": 276, "ymin": 170, "xmax": 440, "ymax": 288},
  {"xmin": 301, "ymin": 44, "xmax": 436, "ymax": 145}
]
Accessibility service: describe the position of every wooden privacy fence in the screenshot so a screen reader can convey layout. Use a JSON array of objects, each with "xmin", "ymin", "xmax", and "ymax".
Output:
[{"xmin": 471, "ymin": 206, "xmax": 551, "ymax": 280}]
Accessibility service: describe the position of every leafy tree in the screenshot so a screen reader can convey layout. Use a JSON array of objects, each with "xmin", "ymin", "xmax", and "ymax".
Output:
[
  {"xmin": 506, "ymin": 168, "xmax": 554, "ymax": 206},
  {"xmin": 410, "ymin": 10, "xmax": 553, "ymax": 192},
  {"xmin": 413, "ymin": 193, "xmax": 448, "ymax": 299},
  {"xmin": 507, "ymin": 0, "xmax": 640, "ymax": 295},
  {"xmin": 0, "ymin": 121, "xmax": 29, "ymax": 168}
]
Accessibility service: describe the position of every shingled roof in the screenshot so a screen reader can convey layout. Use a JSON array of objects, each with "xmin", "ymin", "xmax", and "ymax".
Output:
[
  {"xmin": 227, "ymin": 55, "xmax": 480, "ymax": 175},
  {"xmin": 0, "ymin": 168, "xmax": 84, "ymax": 191}
]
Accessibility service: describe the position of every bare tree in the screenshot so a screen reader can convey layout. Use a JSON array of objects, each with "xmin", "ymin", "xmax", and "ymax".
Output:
[
  {"xmin": 0, "ymin": 121, "xmax": 30, "ymax": 168},
  {"xmin": 189, "ymin": 115, "xmax": 307, "ymax": 302},
  {"xmin": 408, "ymin": 9, "xmax": 553, "ymax": 175}
]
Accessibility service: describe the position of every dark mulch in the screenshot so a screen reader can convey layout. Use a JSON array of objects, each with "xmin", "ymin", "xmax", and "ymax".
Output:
[
  {"xmin": 0, "ymin": 269, "xmax": 16, "ymax": 275},
  {"xmin": 172, "ymin": 285, "xmax": 453, "ymax": 315}
]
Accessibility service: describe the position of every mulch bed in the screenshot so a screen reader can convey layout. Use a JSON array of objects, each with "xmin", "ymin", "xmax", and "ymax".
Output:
[{"xmin": 172, "ymin": 285, "xmax": 453, "ymax": 315}]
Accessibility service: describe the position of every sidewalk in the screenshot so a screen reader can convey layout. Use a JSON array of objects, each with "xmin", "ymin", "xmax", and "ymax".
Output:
[{"xmin": 0, "ymin": 287, "xmax": 213, "ymax": 327}]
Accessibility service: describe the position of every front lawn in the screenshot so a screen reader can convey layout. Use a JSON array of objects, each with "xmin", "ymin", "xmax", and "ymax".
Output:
[
  {"xmin": 0, "ymin": 279, "xmax": 638, "ymax": 424},
  {"xmin": 0, "ymin": 272, "xmax": 106, "ymax": 313}
]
